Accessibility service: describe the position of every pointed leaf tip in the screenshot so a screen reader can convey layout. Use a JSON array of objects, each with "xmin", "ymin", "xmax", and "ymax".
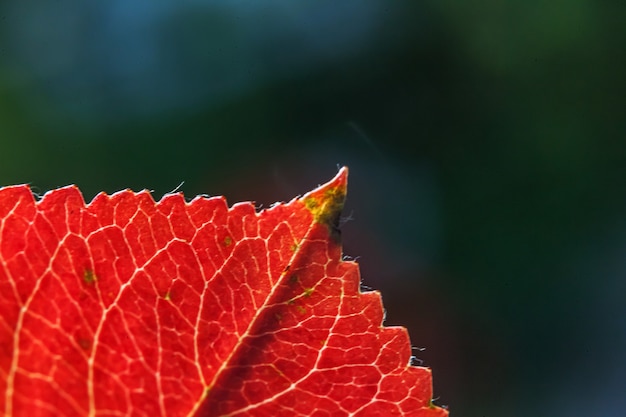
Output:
[{"xmin": 301, "ymin": 167, "xmax": 348, "ymax": 229}]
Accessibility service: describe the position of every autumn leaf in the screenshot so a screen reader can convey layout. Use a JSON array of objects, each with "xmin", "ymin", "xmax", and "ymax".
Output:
[{"xmin": 0, "ymin": 168, "xmax": 447, "ymax": 417}]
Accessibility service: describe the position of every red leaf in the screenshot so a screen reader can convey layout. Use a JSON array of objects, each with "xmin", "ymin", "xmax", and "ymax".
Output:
[{"xmin": 0, "ymin": 168, "xmax": 447, "ymax": 416}]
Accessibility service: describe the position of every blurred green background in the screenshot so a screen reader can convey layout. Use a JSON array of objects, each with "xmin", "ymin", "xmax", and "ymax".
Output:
[{"xmin": 1, "ymin": 1, "xmax": 624, "ymax": 416}]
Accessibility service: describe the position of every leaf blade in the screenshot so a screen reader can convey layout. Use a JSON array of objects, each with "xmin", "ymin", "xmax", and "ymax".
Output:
[{"xmin": 0, "ymin": 168, "xmax": 447, "ymax": 416}]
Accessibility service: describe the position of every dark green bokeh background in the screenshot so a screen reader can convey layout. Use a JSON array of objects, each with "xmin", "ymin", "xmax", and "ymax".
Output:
[{"xmin": 1, "ymin": 2, "xmax": 624, "ymax": 416}]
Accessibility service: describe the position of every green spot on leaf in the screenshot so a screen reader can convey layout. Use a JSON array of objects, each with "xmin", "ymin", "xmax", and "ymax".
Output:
[
  {"xmin": 223, "ymin": 236, "xmax": 232, "ymax": 247},
  {"xmin": 77, "ymin": 338, "xmax": 92, "ymax": 351},
  {"xmin": 304, "ymin": 197, "xmax": 319, "ymax": 212},
  {"xmin": 288, "ymin": 274, "xmax": 299, "ymax": 286},
  {"xmin": 83, "ymin": 269, "xmax": 96, "ymax": 285}
]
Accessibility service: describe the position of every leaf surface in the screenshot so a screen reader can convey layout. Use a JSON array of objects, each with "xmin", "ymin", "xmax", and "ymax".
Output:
[{"xmin": 0, "ymin": 168, "xmax": 447, "ymax": 416}]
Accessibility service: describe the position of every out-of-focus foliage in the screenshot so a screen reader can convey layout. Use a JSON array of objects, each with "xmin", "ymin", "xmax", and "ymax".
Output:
[{"xmin": 0, "ymin": 1, "xmax": 624, "ymax": 416}]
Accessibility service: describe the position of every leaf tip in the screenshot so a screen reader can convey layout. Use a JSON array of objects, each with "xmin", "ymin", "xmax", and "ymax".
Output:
[{"xmin": 302, "ymin": 167, "xmax": 348, "ymax": 230}]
